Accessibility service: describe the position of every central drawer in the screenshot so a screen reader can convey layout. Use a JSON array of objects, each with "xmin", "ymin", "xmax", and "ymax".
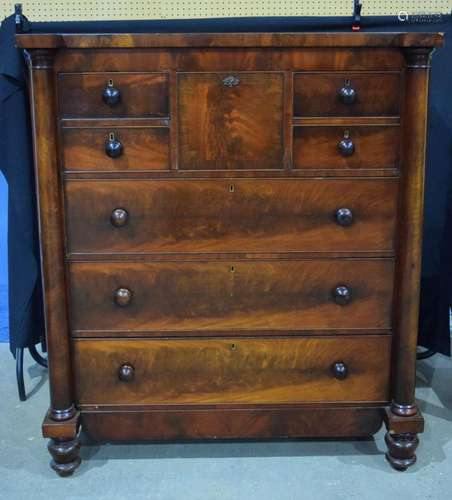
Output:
[
  {"xmin": 73, "ymin": 336, "xmax": 391, "ymax": 405},
  {"xmin": 69, "ymin": 259, "xmax": 394, "ymax": 332},
  {"xmin": 177, "ymin": 72, "xmax": 284, "ymax": 170},
  {"xmin": 65, "ymin": 178, "xmax": 398, "ymax": 254}
]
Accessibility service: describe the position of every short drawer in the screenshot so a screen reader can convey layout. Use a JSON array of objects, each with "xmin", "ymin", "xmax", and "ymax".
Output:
[
  {"xmin": 293, "ymin": 72, "xmax": 401, "ymax": 117},
  {"xmin": 65, "ymin": 178, "xmax": 398, "ymax": 254},
  {"xmin": 58, "ymin": 72, "xmax": 169, "ymax": 118},
  {"xmin": 73, "ymin": 336, "xmax": 391, "ymax": 405},
  {"xmin": 62, "ymin": 127, "xmax": 170, "ymax": 171},
  {"xmin": 69, "ymin": 259, "xmax": 394, "ymax": 333},
  {"xmin": 293, "ymin": 125, "xmax": 400, "ymax": 170}
]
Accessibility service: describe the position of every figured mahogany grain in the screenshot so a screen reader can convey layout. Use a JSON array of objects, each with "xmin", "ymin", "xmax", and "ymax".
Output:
[
  {"xmin": 69, "ymin": 259, "xmax": 394, "ymax": 332},
  {"xmin": 391, "ymin": 48, "xmax": 434, "ymax": 410},
  {"xmin": 16, "ymin": 32, "xmax": 444, "ymax": 49},
  {"xmin": 58, "ymin": 72, "xmax": 169, "ymax": 118},
  {"xmin": 293, "ymin": 72, "xmax": 401, "ymax": 117},
  {"xmin": 178, "ymin": 72, "xmax": 284, "ymax": 170},
  {"xmin": 28, "ymin": 50, "xmax": 76, "ymax": 420},
  {"xmin": 51, "ymin": 49, "xmax": 406, "ymax": 74},
  {"xmin": 18, "ymin": 32, "xmax": 441, "ymax": 472},
  {"xmin": 65, "ymin": 178, "xmax": 398, "ymax": 254},
  {"xmin": 293, "ymin": 126, "xmax": 400, "ymax": 170},
  {"xmin": 82, "ymin": 407, "xmax": 384, "ymax": 440},
  {"xmin": 62, "ymin": 127, "xmax": 170, "ymax": 171},
  {"xmin": 73, "ymin": 336, "xmax": 391, "ymax": 405}
]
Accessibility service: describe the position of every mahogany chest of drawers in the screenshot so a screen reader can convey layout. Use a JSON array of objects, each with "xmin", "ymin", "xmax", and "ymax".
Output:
[{"xmin": 16, "ymin": 30, "xmax": 443, "ymax": 476}]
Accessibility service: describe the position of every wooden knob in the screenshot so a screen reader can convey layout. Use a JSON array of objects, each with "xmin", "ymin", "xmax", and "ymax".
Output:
[
  {"xmin": 105, "ymin": 133, "xmax": 123, "ymax": 158},
  {"xmin": 332, "ymin": 362, "xmax": 348, "ymax": 380},
  {"xmin": 111, "ymin": 208, "xmax": 128, "ymax": 227},
  {"xmin": 118, "ymin": 363, "xmax": 135, "ymax": 382},
  {"xmin": 338, "ymin": 136, "xmax": 355, "ymax": 157},
  {"xmin": 335, "ymin": 208, "xmax": 353, "ymax": 227},
  {"xmin": 102, "ymin": 80, "xmax": 121, "ymax": 106},
  {"xmin": 114, "ymin": 287, "xmax": 132, "ymax": 307},
  {"xmin": 338, "ymin": 80, "xmax": 356, "ymax": 105},
  {"xmin": 333, "ymin": 285, "xmax": 352, "ymax": 305}
]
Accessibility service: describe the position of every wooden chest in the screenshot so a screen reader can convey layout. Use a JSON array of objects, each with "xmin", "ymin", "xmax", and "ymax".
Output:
[{"xmin": 16, "ymin": 30, "xmax": 443, "ymax": 476}]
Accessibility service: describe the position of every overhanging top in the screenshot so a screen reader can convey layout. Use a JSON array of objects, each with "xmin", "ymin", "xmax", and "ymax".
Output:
[{"xmin": 15, "ymin": 32, "xmax": 444, "ymax": 49}]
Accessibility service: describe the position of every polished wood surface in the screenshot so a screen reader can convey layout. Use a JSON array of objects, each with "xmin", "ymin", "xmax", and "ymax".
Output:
[
  {"xmin": 62, "ymin": 127, "xmax": 170, "ymax": 171},
  {"xmin": 53, "ymin": 48, "xmax": 406, "ymax": 73},
  {"xmin": 28, "ymin": 50, "xmax": 76, "ymax": 421},
  {"xmin": 58, "ymin": 72, "xmax": 169, "ymax": 118},
  {"xmin": 69, "ymin": 259, "xmax": 394, "ymax": 332},
  {"xmin": 293, "ymin": 125, "xmax": 400, "ymax": 170},
  {"xmin": 73, "ymin": 336, "xmax": 391, "ymax": 405},
  {"xmin": 293, "ymin": 72, "xmax": 401, "ymax": 117},
  {"xmin": 64, "ymin": 178, "xmax": 398, "ymax": 254},
  {"xmin": 19, "ymin": 30, "xmax": 440, "ymax": 473},
  {"xmin": 82, "ymin": 407, "xmax": 384, "ymax": 441},
  {"xmin": 178, "ymin": 72, "xmax": 284, "ymax": 170},
  {"xmin": 391, "ymin": 48, "xmax": 433, "ymax": 413},
  {"xmin": 16, "ymin": 32, "xmax": 444, "ymax": 49}
]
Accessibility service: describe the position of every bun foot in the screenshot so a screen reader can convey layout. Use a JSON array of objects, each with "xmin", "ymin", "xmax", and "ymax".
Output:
[
  {"xmin": 385, "ymin": 432, "xmax": 419, "ymax": 471},
  {"xmin": 48, "ymin": 437, "xmax": 81, "ymax": 477}
]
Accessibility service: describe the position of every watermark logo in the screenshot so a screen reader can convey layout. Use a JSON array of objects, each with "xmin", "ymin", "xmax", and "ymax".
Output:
[{"xmin": 398, "ymin": 10, "xmax": 444, "ymax": 23}]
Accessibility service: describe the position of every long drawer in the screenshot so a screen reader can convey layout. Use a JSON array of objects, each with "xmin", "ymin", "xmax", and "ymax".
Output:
[
  {"xmin": 69, "ymin": 259, "xmax": 394, "ymax": 333},
  {"xmin": 65, "ymin": 178, "xmax": 398, "ymax": 254},
  {"xmin": 73, "ymin": 336, "xmax": 391, "ymax": 405}
]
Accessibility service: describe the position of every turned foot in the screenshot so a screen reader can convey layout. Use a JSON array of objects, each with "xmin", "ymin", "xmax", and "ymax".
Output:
[
  {"xmin": 385, "ymin": 432, "xmax": 419, "ymax": 471},
  {"xmin": 48, "ymin": 437, "xmax": 81, "ymax": 477}
]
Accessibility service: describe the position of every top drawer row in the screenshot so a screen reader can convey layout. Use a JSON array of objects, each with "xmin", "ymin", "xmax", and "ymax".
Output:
[{"xmin": 58, "ymin": 71, "xmax": 401, "ymax": 119}]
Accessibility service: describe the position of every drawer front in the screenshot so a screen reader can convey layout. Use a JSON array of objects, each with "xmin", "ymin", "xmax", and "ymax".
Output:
[
  {"xmin": 178, "ymin": 72, "xmax": 284, "ymax": 170},
  {"xmin": 69, "ymin": 259, "xmax": 394, "ymax": 332},
  {"xmin": 73, "ymin": 336, "xmax": 391, "ymax": 404},
  {"xmin": 65, "ymin": 179, "xmax": 398, "ymax": 254},
  {"xmin": 293, "ymin": 126, "xmax": 400, "ymax": 170},
  {"xmin": 62, "ymin": 127, "xmax": 170, "ymax": 171},
  {"xmin": 293, "ymin": 72, "xmax": 401, "ymax": 117},
  {"xmin": 58, "ymin": 72, "xmax": 169, "ymax": 118}
]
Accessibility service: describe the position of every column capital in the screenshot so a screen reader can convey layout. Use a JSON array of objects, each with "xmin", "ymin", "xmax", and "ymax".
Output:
[
  {"xmin": 402, "ymin": 47, "xmax": 434, "ymax": 69},
  {"xmin": 29, "ymin": 48, "xmax": 56, "ymax": 70}
]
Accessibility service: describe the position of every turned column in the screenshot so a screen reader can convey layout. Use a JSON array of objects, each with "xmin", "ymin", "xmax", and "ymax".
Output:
[
  {"xmin": 386, "ymin": 47, "xmax": 434, "ymax": 470},
  {"xmin": 28, "ymin": 49, "xmax": 81, "ymax": 475},
  {"xmin": 29, "ymin": 48, "xmax": 75, "ymax": 421}
]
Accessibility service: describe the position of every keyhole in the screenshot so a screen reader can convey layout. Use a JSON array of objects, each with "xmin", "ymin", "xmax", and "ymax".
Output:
[
  {"xmin": 230, "ymin": 265, "xmax": 235, "ymax": 273},
  {"xmin": 229, "ymin": 184, "xmax": 235, "ymax": 193},
  {"xmin": 343, "ymin": 129, "xmax": 350, "ymax": 139},
  {"xmin": 108, "ymin": 78, "xmax": 114, "ymax": 87},
  {"xmin": 344, "ymin": 79, "xmax": 351, "ymax": 86},
  {"xmin": 231, "ymin": 343, "xmax": 237, "ymax": 351},
  {"xmin": 109, "ymin": 132, "xmax": 115, "ymax": 141}
]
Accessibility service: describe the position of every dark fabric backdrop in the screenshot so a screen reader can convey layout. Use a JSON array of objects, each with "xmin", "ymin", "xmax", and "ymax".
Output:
[
  {"xmin": 0, "ymin": 13, "xmax": 451, "ymax": 356},
  {"xmin": 0, "ymin": 15, "xmax": 44, "ymax": 355}
]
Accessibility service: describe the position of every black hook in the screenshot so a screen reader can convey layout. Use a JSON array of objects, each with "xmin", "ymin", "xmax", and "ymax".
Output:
[
  {"xmin": 15, "ymin": 4, "xmax": 31, "ymax": 34},
  {"xmin": 352, "ymin": 0, "xmax": 363, "ymax": 31}
]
